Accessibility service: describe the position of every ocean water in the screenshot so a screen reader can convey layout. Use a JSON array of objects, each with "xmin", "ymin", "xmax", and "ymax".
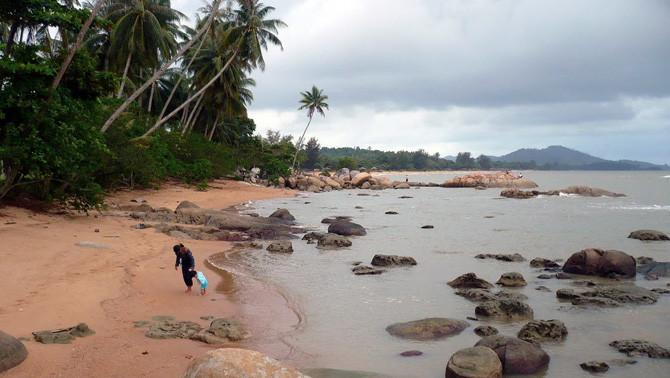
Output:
[{"xmin": 210, "ymin": 171, "xmax": 670, "ymax": 378}]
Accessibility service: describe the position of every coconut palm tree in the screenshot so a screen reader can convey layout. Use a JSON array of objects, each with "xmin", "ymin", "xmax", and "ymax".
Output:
[{"xmin": 291, "ymin": 85, "xmax": 329, "ymax": 173}]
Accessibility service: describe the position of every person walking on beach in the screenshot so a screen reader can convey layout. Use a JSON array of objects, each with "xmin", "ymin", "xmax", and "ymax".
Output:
[
  {"xmin": 174, "ymin": 244, "xmax": 195, "ymax": 293},
  {"xmin": 189, "ymin": 269, "xmax": 208, "ymax": 296}
]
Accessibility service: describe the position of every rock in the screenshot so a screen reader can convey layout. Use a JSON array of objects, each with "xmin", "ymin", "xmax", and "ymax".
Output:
[
  {"xmin": 448, "ymin": 273, "xmax": 494, "ymax": 289},
  {"xmin": 445, "ymin": 346, "xmax": 502, "ymax": 378},
  {"xmin": 400, "ymin": 350, "xmax": 423, "ymax": 357},
  {"xmin": 33, "ymin": 323, "xmax": 95, "ymax": 344},
  {"xmin": 496, "ymin": 272, "xmax": 527, "ymax": 287},
  {"xmin": 268, "ymin": 208, "xmax": 295, "ymax": 221},
  {"xmin": 421, "ymin": 225, "xmax": 434, "ymax": 229},
  {"xmin": 370, "ymin": 254, "xmax": 417, "ymax": 267},
  {"xmin": 385, "ymin": 318, "xmax": 469, "ymax": 341},
  {"xmin": 535, "ymin": 286, "xmax": 552, "ymax": 292},
  {"xmin": 637, "ymin": 262, "xmax": 670, "ymax": 277},
  {"xmin": 204, "ymin": 318, "xmax": 244, "ymax": 342},
  {"xmin": 385, "ymin": 211, "xmax": 398, "ymax": 215},
  {"xmin": 628, "ymin": 230, "xmax": 669, "ymax": 241},
  {"xmin": 475, "ymin": 335, "xmax": 550, "ymax": 375},
  {"xmin": 546, "ymin": 186, "xmax": 626, "ymax": 197},
  {"xmin": 182, "ymin": 348, "xmax": 308, "ymax": 378},
  {"xmin": 609, "ymin": 340, "xmax": 670, "ymax": 358},
  {"xmin": 69, "ymin": 323, "xmax": 95, "ymax": 338},
  {"xmin": 394, "ymin": 182, "xmax": 410, "ymax": 189},
  {"xmin": 562, "ymin": 248, "xmax": 636, "ymax": 278},
  {"xmin": 352, "ymin": 265, "xmax": 385, "ymax": 275},
  {"xmin": 529, "ymin": 258, "xmax": 560, "ymax": 268},
  {"xmin": 145, "ymin": 320, "xmax": 202, "ymax": 340},
  {"xmin": 455, "ymin": 289, "xmax": 527, "ymax": 303},
  {"xmin": 474, "ymin": 326, "xmax": 499, "ymax": 337},
  {"xmin": 517, "ymin": 320, "xmax": 568, "ymax": 344},
  {"xmin": 580, "ymin": 361, "xmax": 609, "ymax": 372},
  {"xmin": 302, "ymin": 232, "xmax": 325, "ymax": 242},
  {"xmin": 0, "ymin": 330, "xmax": 28, "ymax": 373},
  {"xmin": 558, "ymin": 285, "xmax": 659, "ymax": 306},
  {"xmin": 328, "ymin": 220, "xmax": 367, "ymax": 236},
  {"xmin": 266, "ymin": 241, "xmax": 293, "ymax": 253},
  {"xmin": 351, "ymin": 172, "xmax": 372, "ymax": 186},
  {"xmin": 176, "ymin": 200, "xmax": 199, "ymax": 210},
  {"xmin": 475, "ymin": 300, "xmax": 534, "ymax": 321},
  {"xmin": 636, "ymin": 256, "xmax": 655, "ymax": 265},
  {"xmin": 475, "ymin": 253, "xmax": 525, "ymax": 262},
  {"xmin": 500, "ymin": 189, "xmax": 536, "ymax": 199},
  {"xmin": 317, "ymin": 233, "xmax": 352, "ymax": 249},
  {"xmin": 442, "ymin": 173, "xmax": 538, "ymax": 189}
]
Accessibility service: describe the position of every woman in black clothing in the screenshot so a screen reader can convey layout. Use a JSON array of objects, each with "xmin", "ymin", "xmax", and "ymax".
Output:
[{"xmin": 174, "ymin": 244, "xmax": 195, "ymax": 293}]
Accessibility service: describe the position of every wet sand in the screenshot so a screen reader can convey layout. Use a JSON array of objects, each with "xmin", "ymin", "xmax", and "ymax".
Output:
[{"xmin": 0, "ymin": 180, "xmax": 296, "ymax": 378}]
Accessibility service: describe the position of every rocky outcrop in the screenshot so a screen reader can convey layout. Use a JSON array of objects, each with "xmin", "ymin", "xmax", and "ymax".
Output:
[
  {"xmin": 448, "ymin": 273, "xmax": 494, "ymax": 289},
  {"xmin": 475, "ymin": 300, "xmax": 534, "ymax": 321},
  {"xmin": 609, "ymin": 340, "xmax": 670, "ymax": 358},
  {"xmin": 385, "ymin": 318, "xmax": 469, "ymax": 341},
  {"xmin": 628, "ymin": 229, "xmax": 669, "ymax": 241},
  {"xmin": 475, "ymin": 253, "xmax": 525, "ymax": 262},
  {"xmin": 500, "ymin": 189, "xmax": 536, "ymax": 199},
  {"xmin": 556, "ymin": 286, "xmax": 659, "ymax": 306},
  {"xmin": 445, "ymin": 346, "xmax": 502, "ymax": 378},
  {"xmin": 327, "ymin": 220, "xmax": 367, "ymax": 236},
  {"xmin": 442, "ymin": 173, "xmax": 538, "ymax": 189},
  {"xmin": 517, "ymin": 320, "xmax": 568, "ymax": 344},
  {"xmin": 182, "ymin": 348, "xmax": 309, "ymax": 378},
  {"xmin": 475, "ymin": 335, "xmax": 550, "ymax": 375},
  {"xmin": 351, "ymin": 265, "xmax": 385, "ymax": 275},
  {"xmin": 455, "ymin": 289, "xmax": 528, "ymax": 303},
  {"xmin": 496, "ymin": 272, "xmax": 527, "ymax": 287},
  {"xmin": 316, "ymin": 233, "xmax": 352, "ymax": 249},
  {"xmin": 266, "ymin": 241, "xmax": 293, "ymax": 253},
  {"xmin": 501, "ymin": 186, "xmax": 626, "ymax": 199},
  {"xmin": 0, "ymin": 330, "xmax": 28, "ymax": 373},
  {"xmin": 370, "ymin": 254, "xmax": 417, "ymax": 267},
  {"xmin": 580, "ymin": 361, "xmax": 609, "ymax": 372},
  {"xmin": 562, "ymin": 248, "xmax": 636, "ymax": 278}
]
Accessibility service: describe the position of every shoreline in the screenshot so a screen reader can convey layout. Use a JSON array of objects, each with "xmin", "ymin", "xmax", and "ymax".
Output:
[{"xmin": 0, "ymin": 180, "xmax": 298, "ymax": 377}]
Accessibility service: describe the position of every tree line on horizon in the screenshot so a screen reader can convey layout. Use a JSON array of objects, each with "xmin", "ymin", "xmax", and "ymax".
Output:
[{"xmin": 0, "ymin": 0, "xmax": 333, "ymax": 211}]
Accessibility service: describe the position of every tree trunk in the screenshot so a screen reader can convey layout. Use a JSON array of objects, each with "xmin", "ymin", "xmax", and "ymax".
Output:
[
  {"xmin": 151, "ymin": 49, "xmax": 239, "ymax": 132},
  {"xmin": 117, "ymin": 53, "xmax": 132, "ymax": 98},
  {"xmin": 0, "ymin": 162, "xmax": 21, "ymax": 199},
  {"xmin": 207, "ymin": 113, "xmax": 221, "ymax": 141},
  {"xmin": 182, "ymin": 94, "xmax": 203, "ymax": 136},
  {"xmin": 291, "ymin": 116, "xmax": 313, "ymax": 173},
  {"xmin": 180, "ymin": 100, "xmax": 190, "ymax": 124},
  {"xmin": 5, "ymin": 22, "xmax": 19, "ymax": 53},
  {"xmin": 101, "ymin": 0, "xmax": 224, "ymax": 133},
  {"xmin": 147, "ymin": 80, "xmax": 155, "ymax": 113}
]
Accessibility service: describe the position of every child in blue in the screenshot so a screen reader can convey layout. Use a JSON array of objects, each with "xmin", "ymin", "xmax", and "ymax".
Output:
[{"xmin": 189, "ymin": 269, "xmax": 208, "ymax": 296}]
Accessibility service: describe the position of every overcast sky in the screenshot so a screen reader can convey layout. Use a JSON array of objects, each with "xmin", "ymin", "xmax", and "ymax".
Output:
[{"xmin": 173, "ymin": 0, "xmax": 670, "ymax": 164}]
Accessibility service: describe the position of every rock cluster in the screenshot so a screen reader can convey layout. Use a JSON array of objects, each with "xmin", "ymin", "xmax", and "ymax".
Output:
[
  {"xmin": 501, "ymin": 185, "xmax": 626, "ymax": 199},
  {"xmin": 442, "ymin": 173, "xmax": 538, "ymax": 189}
]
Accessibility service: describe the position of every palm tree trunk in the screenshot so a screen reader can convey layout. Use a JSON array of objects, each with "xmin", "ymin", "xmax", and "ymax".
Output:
[
  {"xmin": 291, "ymin": 115, "xmax": 313, "ymax": 173},
  {"xmin": 101, "ymin": 0, "xmax": 224, "ymax": 133},
  {"xmin": 151, "ymin": 49, "xmax": 239, "ymax": 132},
  {"xmin": 147, "ymin": 80, "xmax": 155, "ymax": 113},
  {"xmin": 146, "ymin": 30, "xmax": 210, "ymax": 137},
  {"xmin": 207, "ymin": 113, "xmax": 221, "ymax": 141},
  {"xmin": 117, "ymin": 53, "xmax": 132, "ymax": 98},
  {"xmin": 183, "ymin": 96, "xmax": 204, "ymax": 136},
  {"xmin": 180, "ymin": 101, "xmax": 190, "ymax": 124}
]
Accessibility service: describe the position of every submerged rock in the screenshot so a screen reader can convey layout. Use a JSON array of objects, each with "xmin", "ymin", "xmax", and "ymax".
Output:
[
  {"xmin": 580, "ymin": 361, "xmax": 609, "ymax": 372},
  {"xmin": 496, "ymin": 272, "xmax": 527, "ymax": 287},
  {"xmin": 448, "ymin": 273, "xmax": 494, "ymax": 289},
  {"xmin": 530, "ymin": 258, "xmax": 560, "ymax": 268},
  {"xmin": 557, "ymin": 285, "xmax": 659, "ymax": 306},
  {"xmin": 352, "ymin": 265, "xmax": 385, "ymax": 275},
  {"xmin": 475, "ymin": 300, "xmax": 534, "ymax": 321},
  {"xmin": 637, "ymin": 262, "xmax": 670, "ymax": 277},
  {"xmin": 266, "ymin": 241, "xmax": 293, "ymax": 253},
  {"xmin": 609, "ymin": 340, "xmax": 670, "ymax": 358},
  {"xmin": 475, "ymin": 253, "xmax": 526, "ymax": 262},
  {"xmin": 327, "ymin": 220, "xmax": 367, "ymax": 236},
  {"xmin": 628, "ymin": 229, "xmax": 669, "ymax": 241},
  {"xmin": 517, "ymin": 320, "xmax": 568, "ymax": 344},
  {"xmin": 317, "ymin": 233, "xmax": 352, "ymax": 249},
  {"xmin": 385, "ymin": 318, "xmax": 469, "ymax": 341},
  {"xmin": 370, "ymin": 254, "xmax": 417, "ymax": 267}
]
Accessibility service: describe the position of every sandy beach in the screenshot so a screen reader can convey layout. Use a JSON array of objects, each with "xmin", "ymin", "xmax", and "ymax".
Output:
[{"xmin": 0, "ymin": 180, "xmax": 296, "ymax": 378}]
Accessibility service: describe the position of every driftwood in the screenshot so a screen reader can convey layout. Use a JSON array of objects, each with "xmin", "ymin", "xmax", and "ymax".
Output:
[{"xmin": 32, "ymin": 326, "xmax": 75, "ymax": 335}]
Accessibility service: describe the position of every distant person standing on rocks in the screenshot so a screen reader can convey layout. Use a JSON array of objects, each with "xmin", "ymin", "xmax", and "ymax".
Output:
[
  {"xmin": 519, "ymin": 172, "xmax": 523, "ymax": 178},
  {"xmin": 174, "ymin": 244, "xmax": 195, "ymax": 293}
]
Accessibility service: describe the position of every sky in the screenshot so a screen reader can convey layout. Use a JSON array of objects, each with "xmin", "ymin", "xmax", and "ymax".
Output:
[{"xmin": 172, "ymin": 0, "xmax": 670, "ymax": 164}]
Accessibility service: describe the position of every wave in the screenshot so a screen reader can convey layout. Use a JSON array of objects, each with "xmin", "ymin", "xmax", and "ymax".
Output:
[{"xmin": 589, "ymin": 204, "xmax": 670, "ymax": 211}]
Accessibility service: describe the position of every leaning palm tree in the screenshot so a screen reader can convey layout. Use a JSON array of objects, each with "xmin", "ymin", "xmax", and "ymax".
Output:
[{"xmin": 291, "ymin": 85, "xmax": 329, "ymax": 173}]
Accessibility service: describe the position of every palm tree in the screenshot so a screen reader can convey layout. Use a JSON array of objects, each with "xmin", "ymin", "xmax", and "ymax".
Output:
[
  {"xmin": 147, "ymin": 0, "xmax": 285, "ymax": 132},
  {"xmin": 291, "ymin": 85, "xmax": 329, "ymax": 173}
]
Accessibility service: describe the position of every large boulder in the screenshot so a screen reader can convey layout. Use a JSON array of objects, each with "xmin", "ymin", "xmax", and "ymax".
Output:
[
  {"xmin": 0, "ymin": 330, "xmax": 28, "ymax": 373},
  {"xmin": 448, "ymin": 273, "xmax": 494, "ymax": 289},
  {"xmin": 327, "ymin": 220, "xmax": 367, "ymax": 236},
  {"xmin": 385, "ymin": 318, "xmax": 469, "ymax": 341},
  {"xmin": 370, "ymin": 254, "xmax": 417, "ymax": 267},
  {"xmin": 628, "ymin": 229, "xmax": 669, "ymax": 241},
  {"xmin": 351, "ymin": 172, "xmax": 372, "ymax": 187},
  {"xmin": 445, "ymin": 346, "xmax": 502, "ymax": 378},
  {"xmin": 517, "ymin": 320, "xmax": 568, "ymax": 344},
  {"xmin": 475, "ymin": 300, "xmax": 534, "ymax": 321},
  {"xmin": 475, "ymin": 335, "xmax": 550, "ymax": 375},
  {"xmin": 562, "ymin": 248, "xmax": 636, "ymax": 278},
  {"xmin": 182, "ymin": 348, "xmax": 309, "ymax": 378}
]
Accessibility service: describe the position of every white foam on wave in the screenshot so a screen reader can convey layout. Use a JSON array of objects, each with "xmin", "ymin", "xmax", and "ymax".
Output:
[{"xmin": 590, "ymin": 203, "xmax": 670, "ymax": 211}]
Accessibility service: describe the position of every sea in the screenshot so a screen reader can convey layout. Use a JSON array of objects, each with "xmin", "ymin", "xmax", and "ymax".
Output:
[{"xmin": 208, "ymin": 171, "xmax": 670, "ymax": 378}]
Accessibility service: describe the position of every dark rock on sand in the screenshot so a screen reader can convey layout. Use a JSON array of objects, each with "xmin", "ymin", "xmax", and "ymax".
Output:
[
  {"xmin": 475, "ymin": 335, "xmax": 550, "ymax": 375},
  {"xmin": 580, "ymin": 361, "xmax": 609, "ymax": 372},
  {"xmin": 496, "ymin": 272, "xmax": 527, "ymax": 287},
  {"xmin": 517, "ymin": 320, "xmax": 568, "ymax": 344},
  {"xmin": 609, "ymin": 339, "xmax": 670, "ymax": 358},
  {"xmin": 352, "ymin": 265, "xmax": 385, "ymax": 275},
  {"xmin": 183, "ymin": 348, "xmax": 308, "ymax": 378},
  {"xmin": 529, "ymin": 258, "xmax": 560, "ymax": 268},
  {"xmin": 475, "ymin": 253, "xmax": 526, "ymax": 262},
  {"xmin": 145, "ymin": 320, "xmax": 202, "ymax": 340},
  {"xmin": 385, "ymin": 318, "xmax": 469, "ymax": 341},
  {"xmin": 317, "ymin": 233, "xmax": 352, "ymax": 249},
  {"xmin": 448, "ymin": 273, "xmax": 494, "ymax": 289},
  {"xmin": 269, "ymin": 208, "xmax": 296, "ymax": 221},
  {"xmin": 371, "ymin": 254, "xmax": 417, "ymax": 267},
  {"xmin": 34, "ymin": 323, "xmax": 95, "ymax": 344},
  {"xmin": 204, "ymin": 318, "xmax": 244, "ymax": 342},
  {"xmin": 445, "ymin": 346, "xmax": 502, "ymax": 378},
  {"xmin": 562, "ymin": 248, "xmax": 636, "ymax": 278},
  {"xmin": 475, "ymin": 300, "xmax": 534, "ymax": 321},
  {"xmin": 474, "ymin": 326, "xmax": 499, "ymax": 337},
  {"xmin": 266, "ymin": 241, "xmax": 293, "ymax": 253},
  {"xmin": 0, "ymin": 330, "xmax": 28, "ymax": 373},
  {"xmin": 628, "ymin": 229, "xmax": 669, "ymax": 241},
  {"xmin": 637, "ymin": 262, "xmax": 670, "ymax": 277},
  {"xmin": 327, "ymin": 220, "xmax": 367, "ymax": 236}
]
